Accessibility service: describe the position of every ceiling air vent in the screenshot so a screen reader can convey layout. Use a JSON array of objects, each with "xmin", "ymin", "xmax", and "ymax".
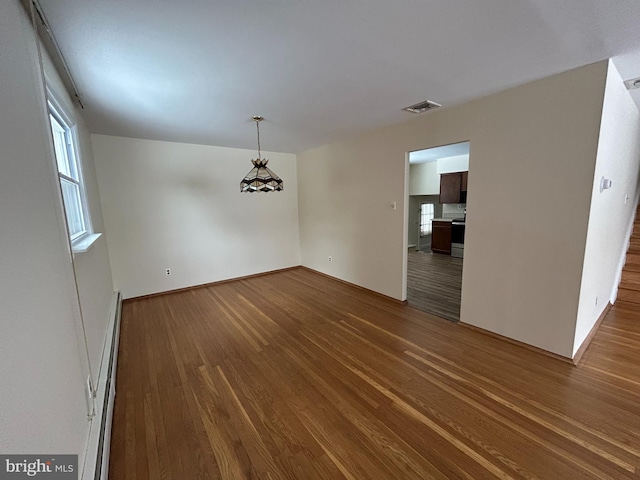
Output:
[
  {"xmin": 403, "ymin": 99, "xmax": 442, "ymax": 114},
  {"xmin": 624, "ymin": 77, "xmax": 640, "ymax": 90}
]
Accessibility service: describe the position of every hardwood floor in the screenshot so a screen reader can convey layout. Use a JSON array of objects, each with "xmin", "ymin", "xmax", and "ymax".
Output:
[
  {"xmin": 110, "ymin": 267, "xmax": 640, "ymax": 479},
  {"xmin": 617, "ymin": 206, "xmax": 640, "ymax": 305},
  {"xmin": 407, "ymin": 250, "xmax": 462, "ymax": 321}
]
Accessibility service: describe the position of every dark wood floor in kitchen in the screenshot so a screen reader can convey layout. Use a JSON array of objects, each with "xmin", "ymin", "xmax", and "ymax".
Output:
[
  {"xmin": 109, "ymin": 267, "xmax": 640, "ymax": 480},
  {"xmin": 407, "ymin": 249, "xmax": 463, "ymax": 321}
]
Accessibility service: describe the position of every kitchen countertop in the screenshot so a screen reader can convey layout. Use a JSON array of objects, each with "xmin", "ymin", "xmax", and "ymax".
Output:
[{"xmin": 432, "ymin": 217, "xmax": 466, "ymax": 224}]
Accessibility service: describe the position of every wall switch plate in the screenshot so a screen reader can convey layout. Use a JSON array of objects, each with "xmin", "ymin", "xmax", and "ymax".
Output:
[{"xmin": 390, "ymin": 201, "xmax": 397, "ymax": 211}]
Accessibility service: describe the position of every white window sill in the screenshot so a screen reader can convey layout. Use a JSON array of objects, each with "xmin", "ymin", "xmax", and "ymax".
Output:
[{"xmin": 72, "ymin": 233, "xmax": 102, "ymax": 254}]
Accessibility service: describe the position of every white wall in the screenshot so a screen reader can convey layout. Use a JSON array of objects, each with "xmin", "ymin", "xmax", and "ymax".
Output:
[
  {"xmin": 0, "ymin": 0, "xmax": 96, "ymax": 459},
  {"xmin": 92, "ymin": 135, "xmax": 301, "ymax": 298},
  {"xmin": 42, "ymin": 44, "xmax": 115, "ymax": 385},
  {"xmin": 298, "ymin": 136, "xmax": 407, "ymax": 299},
  {"xmin": 573, "ymin": 61, "xmax": 640, "ymax": 355},
  {"xmin": 437, "ymin": 154, "xmax": 469, "ymax": 174},
  {"xmin": 409, "ymin": 162, "xmax": 439, "ymax": 195},
  {"xmin": 298, "ymin": 61, "xmax": 608, "ymax": 357}
]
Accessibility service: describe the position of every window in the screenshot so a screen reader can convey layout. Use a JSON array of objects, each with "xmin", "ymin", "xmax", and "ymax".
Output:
[
  {"xmin": 420, "ymin": 203, "xmax": 435, "ymax": 236},
  {"xmin": 48, "ymin": 99, "xmax": 90, "ymax": 244}
]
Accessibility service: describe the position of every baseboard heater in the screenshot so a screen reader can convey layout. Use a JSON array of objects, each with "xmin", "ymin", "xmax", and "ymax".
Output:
[{"xmin": 85, "ymin": 291, "xmax": 122, "ymax": 480}]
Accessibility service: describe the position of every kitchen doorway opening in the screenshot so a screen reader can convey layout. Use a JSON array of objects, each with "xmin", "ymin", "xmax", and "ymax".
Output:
[{"xmin": 405, "ymin": 141, "xmax": 469, "ymax": 322}]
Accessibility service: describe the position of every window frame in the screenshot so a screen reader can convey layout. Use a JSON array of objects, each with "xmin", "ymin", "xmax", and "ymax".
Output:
[{"xmin": 46, "ymin": 90, "xmax": 93, "ymax": 247}]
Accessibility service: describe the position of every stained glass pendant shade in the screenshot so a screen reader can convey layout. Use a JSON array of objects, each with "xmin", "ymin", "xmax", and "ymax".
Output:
[{"xmin": 240, "ymin": 116, "xmax": 283, "ymax": 192}]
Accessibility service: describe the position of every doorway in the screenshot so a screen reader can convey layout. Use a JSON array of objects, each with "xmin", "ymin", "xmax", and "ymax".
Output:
[{"xmin": 405, "ymin": 141, "xmax": 469, "ymax": 321}]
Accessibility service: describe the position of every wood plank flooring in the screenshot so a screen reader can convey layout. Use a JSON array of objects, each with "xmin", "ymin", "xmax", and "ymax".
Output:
[
  {"xmin": 110, "ymin": 267, "xmax": 640, "ymax": 480},
  {"xmin": 616, "ymin": 206, "xmax": 640, "ymax": 304},
  {"xmin": 407, "ymin": 250, "xmax": 462, "ymax": 321}
]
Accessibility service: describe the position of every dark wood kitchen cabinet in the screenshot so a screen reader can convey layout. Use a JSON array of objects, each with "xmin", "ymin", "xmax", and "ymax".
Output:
[
  {"xmin": 431, "ymin": 220, "xmax": 452, "ymax": 254},
  {"xmin": 439, "ymin": 171, "xmax": 468, "ymax": 204}
]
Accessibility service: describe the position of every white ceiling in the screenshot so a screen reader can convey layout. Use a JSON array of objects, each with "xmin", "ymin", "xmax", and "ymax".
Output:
[
  {"xmin": 409, "ymin": 142, "xmax": 470, "ymax": 164},
  {"xmin": 37, "ymin": 0, "xmax": 640, "ymax": 154}
]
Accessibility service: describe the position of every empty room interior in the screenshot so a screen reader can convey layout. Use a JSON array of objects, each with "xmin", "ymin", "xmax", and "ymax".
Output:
[{"xmin": 4, "ymin": 0, "xmax": 640, "ymax": 479}]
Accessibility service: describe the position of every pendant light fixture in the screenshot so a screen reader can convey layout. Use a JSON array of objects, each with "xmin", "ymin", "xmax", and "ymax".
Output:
[{"xmin": 240, "ymin": 116, "xmax": 283, "ymax": 192}]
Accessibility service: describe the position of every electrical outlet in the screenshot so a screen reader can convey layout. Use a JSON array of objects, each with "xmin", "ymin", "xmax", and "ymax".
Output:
[
  {"xmin": 165, "ymin": 268, "xmax": 171, "ymax": 276},
  {"xmin": 328, "ymin": 256, "xmax": 333, "ymax": 263}
]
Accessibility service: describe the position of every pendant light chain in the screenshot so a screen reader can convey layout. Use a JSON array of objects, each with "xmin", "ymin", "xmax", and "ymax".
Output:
[{"xmin": 256, "ymin": 119, "xmax": 261, "ymax": 159}]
